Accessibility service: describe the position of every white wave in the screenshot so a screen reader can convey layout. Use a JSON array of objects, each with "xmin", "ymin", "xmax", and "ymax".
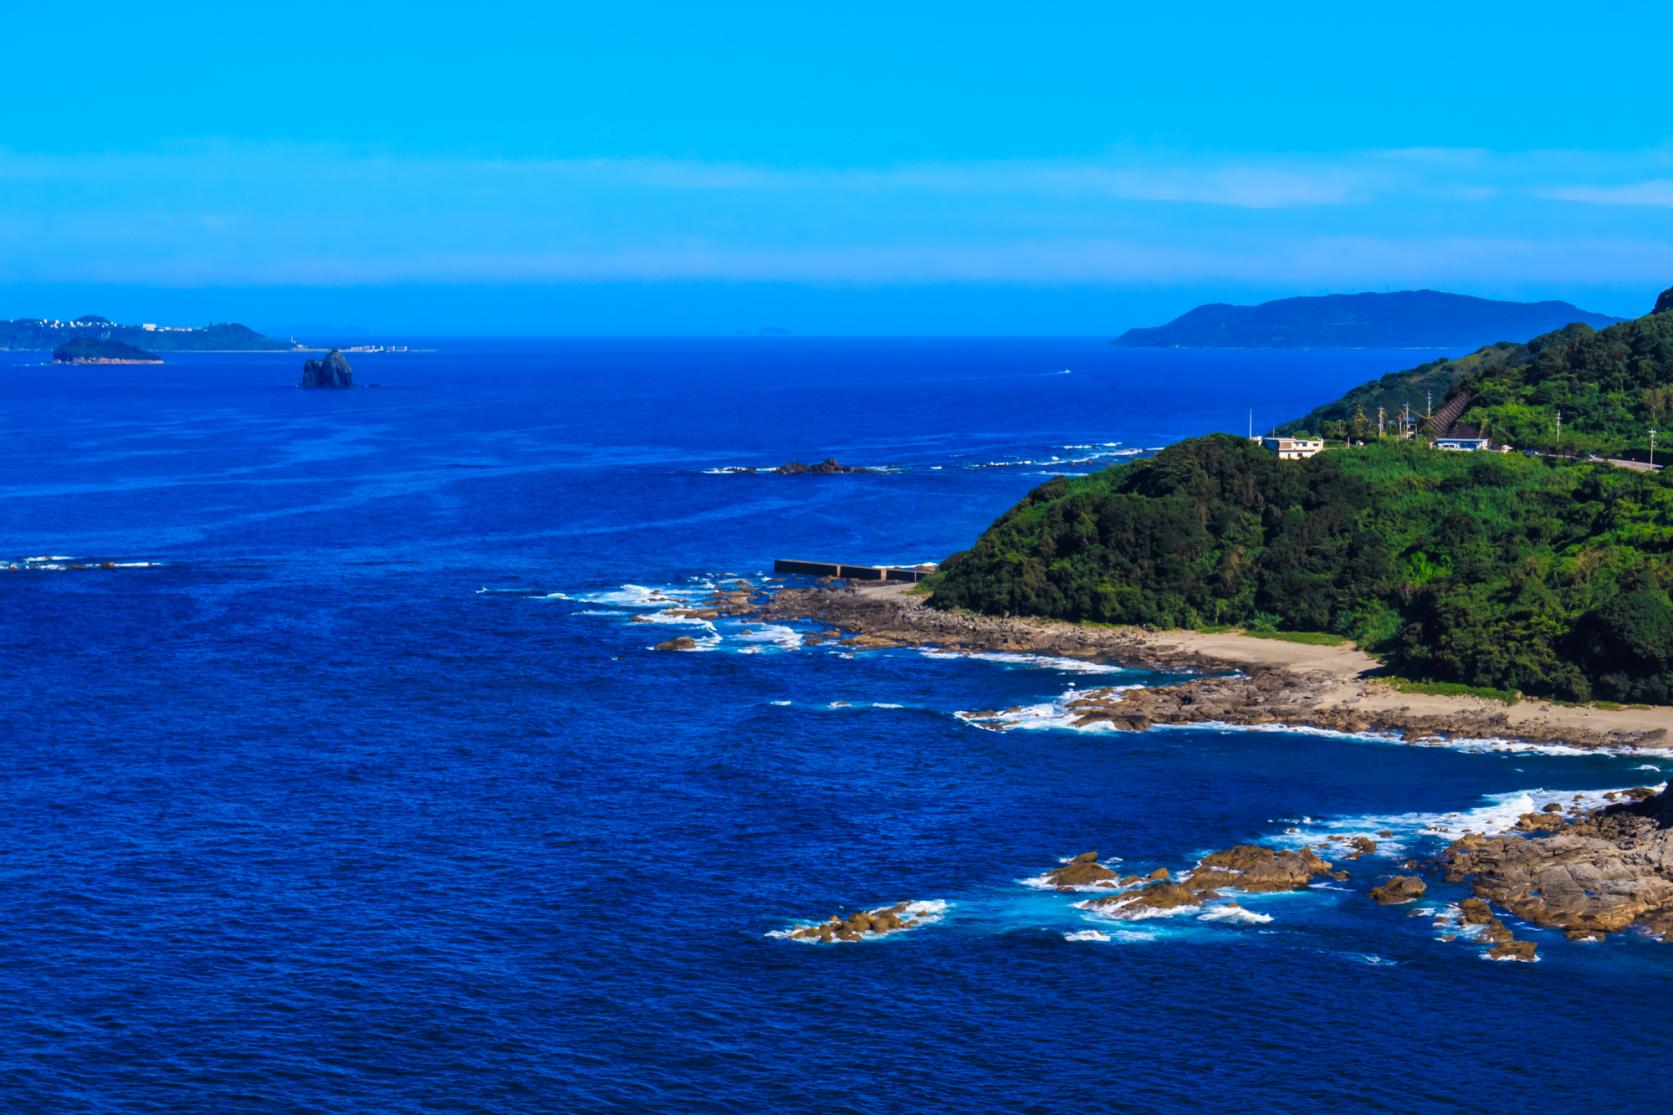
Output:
[
  {"xmin": 1197, "ymin": 904, "xmax": 1273, "ymax": 925},
  {"xmin": 957, "ymin": 684, "xmax": 1145, "ymax": 734},
  {"xmin": 1272, "ymin": 783, "xmax": 1667, "ymax": 852},
  {"xmin": 1074, "ymin": 896, "xmax": 1198, "ymax": 922},
  {"xmin": 23, "ymin": 555, "xmax": 75, "ymax": 562},
  {"xmin": 958, "ymin": 701, "xmax": 1092, "ymax": 734},
  {"xmin": 1357, "ymin": 954, "xmax": 1398, "ymax": 967},
  {"xmin": 1019, "ymin": 869, "xmax": 1126, "ymax": 894},
  {"xmin": 574, "ymin": 583, "xmax": 714, "ymax": 608},
  {"xmin": 735, "ymin": 623, "xmax": 802, "ymax": 649},
  {"xmin": 769, "ymin": 699, "xmax": 792, "ymax": 707},
  {"xmin": 1636, "ymin": 763, "xmax": 1665, "ymax": 771},
  {"xmin": 1157, "ymin": 719, "xmax": 1661, "ymax": 757},
  {"xmin": 107, "ymin": 561, "xmax": 161, "ymax": 568},
  {"xmin": 1063, "ymin": 929, "xmax": 1111, "ymax": 942},
  {"xmin": 575, "ymin": 609, "xmax": 630, "ymax": 617},
  {"xmin": 813, "ymin": 699, "xmax": 910, "ymax": 712},
  {"xmin": 633, "ymin": 610, "xmax": 719, "ymax": 630},
  {"xmin": 922, "ymin": 649, "xmax": 1131, "ymax": 676}
]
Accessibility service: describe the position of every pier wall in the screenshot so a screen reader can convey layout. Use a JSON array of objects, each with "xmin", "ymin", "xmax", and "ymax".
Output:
[{"xmin": 773, "ymin": 559, "xmax": 929, "ymax": 583}]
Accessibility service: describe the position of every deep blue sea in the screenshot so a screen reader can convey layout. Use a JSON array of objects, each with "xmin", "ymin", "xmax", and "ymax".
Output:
[{"xmin": 4, "ymin": 338, "xmax": 1671, "ymax": 1113}]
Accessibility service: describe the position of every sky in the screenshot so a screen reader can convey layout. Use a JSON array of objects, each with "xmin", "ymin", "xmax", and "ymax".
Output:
[{"xmin": 5, "ymin": 1, "xmax": 1673, "ymax": 335}]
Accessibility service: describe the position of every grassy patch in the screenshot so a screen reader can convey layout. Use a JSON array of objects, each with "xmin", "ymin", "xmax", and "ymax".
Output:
[
  {"xmin": 1241, "ymin": 629, "xmax": 1347, "ymax": 646},
  {"xmin": 1385, "ymin": 678, "xmax": 1520, "ymax": 705}
]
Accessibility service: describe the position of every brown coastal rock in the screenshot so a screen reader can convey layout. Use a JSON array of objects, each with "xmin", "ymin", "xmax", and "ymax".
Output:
[
  {"xmin": 1368, "ymin": 876, "xmax": 1427, "ymax": 904},
  {"xmin": 785, "ymin": 901, "xmax": 934, "ymax": 942},
  {"xmin": 654, "ymin": 636, "xmax": 700, "ymax": 652},
  {"xmin": 1442, "ymin": 788, "xmax": 1673, "ymax": 940},
  {"xmin": 1084, "ymin": 882, "xmax": 1209, "ymax": 916},
  {"xmin": 1042, "ymin": 851, "xmax": 1119, "ymax": 890},
  {"xmin": 1187, "ymin": 845, "xmax": 1334, "ymax": 893}
]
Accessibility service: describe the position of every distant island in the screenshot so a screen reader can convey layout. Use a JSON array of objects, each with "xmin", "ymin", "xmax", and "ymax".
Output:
[
  {"xmin": 52, "ymin": 337, "xmax": 162, "ymax": 365},
  {"xmin": 2, "ymin": 315, "xmax": 299, "ymax": 353},
  {"xmin": 1113, "ymin": 290, "xmax": 1622, "ymax": 349}
]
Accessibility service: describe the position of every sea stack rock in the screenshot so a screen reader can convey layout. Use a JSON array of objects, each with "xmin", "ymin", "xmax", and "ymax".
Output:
[{"xmin": 300, "ymin": 349, "xmax": 354, "ymax": 388}]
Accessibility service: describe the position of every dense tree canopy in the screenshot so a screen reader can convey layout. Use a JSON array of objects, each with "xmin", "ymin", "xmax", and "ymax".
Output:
[{"xmin": 932, "ymin": 436, "xmax": 1673, "ymax": 702}]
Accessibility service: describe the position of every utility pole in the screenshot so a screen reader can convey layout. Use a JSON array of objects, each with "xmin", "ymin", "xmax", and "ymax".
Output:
[
  {"xmin": 1426, "ymin": 390, "xmax": 1432, "ymax": 420},
  {"xmin": 1651, "ymin": 428, "xmax": 1658, "ymax": 468},
  {"xmin": 1556, "ymin": 409, "xmax": 1562, "ymax": 447},
  {"xmin": 1377, "ymin": 405, "xmax": 1385, "ymax": 439},
  {"xmin": 1249, "ymin": 409, "xmax": 1253, "ymax": 440}
]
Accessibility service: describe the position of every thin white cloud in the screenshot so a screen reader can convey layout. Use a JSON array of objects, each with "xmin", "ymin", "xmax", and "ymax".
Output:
[
  {"xmin": 1538, "ymin": 180, "xmax": 1673, "ymax": 207},
  {"xmin": 5, "ymin": 142, "xmax": 1673, "ymax": 287},
  {"xmin": 23, "ymin": 234, "xmax": 1673, "ymax": 289}
]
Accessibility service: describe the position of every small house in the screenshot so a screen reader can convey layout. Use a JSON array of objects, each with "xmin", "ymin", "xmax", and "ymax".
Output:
[
  {"xmin": 1434, "ymin": 425, "xmax": 1490, "ymax": 452},
  {"xmin": 1256, "ymin": 436, "xmax": 1324, "ymax": 460}
]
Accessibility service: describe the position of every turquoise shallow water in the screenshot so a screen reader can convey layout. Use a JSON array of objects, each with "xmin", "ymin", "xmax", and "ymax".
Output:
[{"xmin": 2, "ymin": 338, "xmax": 1670, "ymax": 1112}]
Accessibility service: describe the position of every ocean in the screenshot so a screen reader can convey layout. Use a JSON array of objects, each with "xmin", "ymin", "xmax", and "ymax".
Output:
[{"xmin": 3, "ymin": 338, "xmax": 1670, "ymax": 1112}]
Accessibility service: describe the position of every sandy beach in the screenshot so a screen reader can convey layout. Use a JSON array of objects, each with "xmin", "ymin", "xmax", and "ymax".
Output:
[{"xmin": 760, "ymin": 581, "xmax": 1673, "ymax": 751}]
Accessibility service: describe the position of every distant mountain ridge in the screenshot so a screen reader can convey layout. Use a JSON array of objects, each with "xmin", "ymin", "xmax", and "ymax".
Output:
[{"xmin": 1114, "ymin": 290, "xmax": 1623, "ymax": 349}]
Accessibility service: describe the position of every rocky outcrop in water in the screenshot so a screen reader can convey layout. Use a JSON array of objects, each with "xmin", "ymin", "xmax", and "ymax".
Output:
[
  {"xmin": 1079, "ymin": 843, "xmax": 1334, "ymax": 918},
  {"xmin": 1442, "ymin": 786, "xmax": 1673, "ymax": 942},
  {"xmin": 715, "ymin": 459, "xmax": 874, "ymax": 475},
  {"xmin": 775, "ymin": 459, "xmax": 868, "ymax": 475},
  {"xmin": 1041, "ymin": 851, "xmax": 1119, "ymax": 889},
  {"xmin": 300, "ymin": 349, "xmax": 354, "ymax": 388},
  {"xmin": 653, "ymin": 636, "xmax": 700, "ymax": 652},
  {"xmin": 784, "ymin": 901, "xmax": 941, "ymax": 942},
  {"xmin": 1368, "ymin": 875, "xmax": 1427, "ymax": 904}
]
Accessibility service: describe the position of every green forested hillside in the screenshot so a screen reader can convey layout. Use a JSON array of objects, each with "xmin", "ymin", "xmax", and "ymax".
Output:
[
  {"xmin": 1285, "ymin": 289, "xmax": 1673, "ymax": 455},
  {"xmin": 931, "ymin": 435, "xmax": 1673, "ymax": 701}
]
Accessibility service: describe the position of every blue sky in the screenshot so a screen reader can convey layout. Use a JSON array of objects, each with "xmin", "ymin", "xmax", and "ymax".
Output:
[{"xmin": 5, "ymin": 1, "xmax": 1673, "ymax": 334}]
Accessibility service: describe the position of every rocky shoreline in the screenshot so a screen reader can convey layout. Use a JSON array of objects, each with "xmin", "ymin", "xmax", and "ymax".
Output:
[
  {"xmin": 756, "ymin": 581, "xmax": 1673, "ymax": 752},
  {"xmin": 679, "ymin": 578, "xmax": 1673, "ymax": 950},
  {"xmin": 1442, "ymin": 786, "xmax": 1673, "ymax": 943}
]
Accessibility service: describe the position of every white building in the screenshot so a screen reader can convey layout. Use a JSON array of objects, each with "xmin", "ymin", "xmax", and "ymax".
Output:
[{"xmin": 1256, "ymin": 436, "xmax": 1325, "ymax": 460}]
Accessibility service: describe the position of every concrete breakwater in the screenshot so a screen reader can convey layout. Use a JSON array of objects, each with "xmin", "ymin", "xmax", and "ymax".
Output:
[{"xmin": 773, "ymin": 559, "xmax": 932, "ymax": 583}]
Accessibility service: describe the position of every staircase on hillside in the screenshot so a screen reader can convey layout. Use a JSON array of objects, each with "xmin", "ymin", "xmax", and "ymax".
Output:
[{"xmin": 1423, "ymin": 391, "xmax": 1473, "ymax": 437}]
